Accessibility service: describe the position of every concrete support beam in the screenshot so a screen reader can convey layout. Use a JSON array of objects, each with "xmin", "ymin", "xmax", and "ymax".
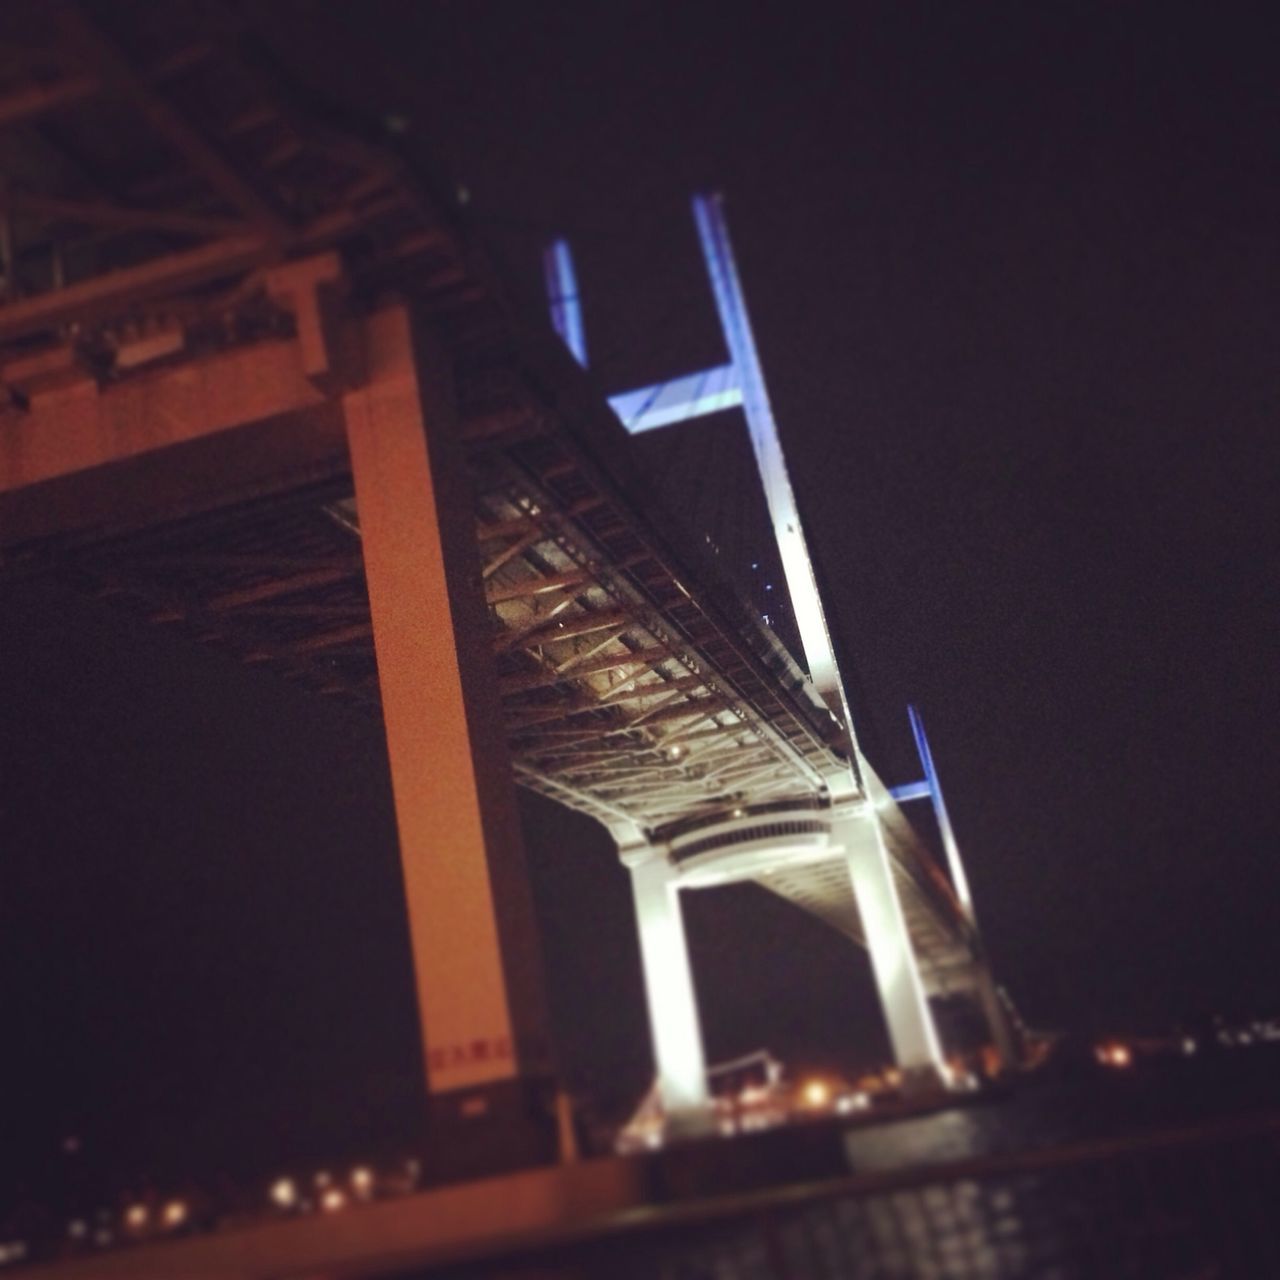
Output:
[
  {"xmin": 836, "ymin": 811, "xmax": 947, "ymax": 1088},
  {"xmin": 344, "ymin": 305, "xmax": 557, "ymax": 1169},
  {"xmin": 622, "ymin": 846, "xmax": 710, "ymax": 1118},
  {"xmin": 0, "ymin": 335, "xmax": 326, "ymax": 496},
  {"xmin": 0, "ymin": 233, "xmax": 271, "ymax": 342}
]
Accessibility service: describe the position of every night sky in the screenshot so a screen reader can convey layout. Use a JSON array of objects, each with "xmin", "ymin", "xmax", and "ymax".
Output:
[{"xmin": 2, "ymin": 2, "xmax": 1277, "ymax": 1191}]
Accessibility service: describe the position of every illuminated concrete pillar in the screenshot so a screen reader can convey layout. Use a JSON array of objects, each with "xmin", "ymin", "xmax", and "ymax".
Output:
[
  {"xmin": 622, "ymin": 847, "xmax": 710, "ymax": 1118},
  {"xmin": 837, "ymin": 812, "xmax": 947, "ymax": 1087},
  {"xmin": 343, "ymin": 304, "xmax": 556, "ymax": 1172}
]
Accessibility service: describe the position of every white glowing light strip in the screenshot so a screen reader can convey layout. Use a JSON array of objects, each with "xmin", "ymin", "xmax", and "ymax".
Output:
[
  {"xmin": 691, "ymin": 194, "xmax": 858, "ymax": 767},
  {"xmin": 608, "ymin": 363, "xmax": 744, "ymax": 434},
  {"xmin": 543, "ymin": 238, "xmax": 587, "ymax": 367}
]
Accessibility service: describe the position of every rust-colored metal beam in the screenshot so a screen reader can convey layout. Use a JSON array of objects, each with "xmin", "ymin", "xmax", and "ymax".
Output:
[
  {"xmin": 0, "ymin": 232, "xmax": 270, "ymax": 342},
  {"xmin": 0, "ymin": 329, "xmax": 327, "ymax": 493},
  {"xmin": 0, "ymin": 73, "xmax": 100, "ymax": 127},
  {"xmin": 206, "ymin": 562, "xmax": 362, "ymax": 611},
  {"xmin": 0, "ymin": 191, "xmax": 251, "ymax": 238},
  {"xmin": 486, "ymin": 569, "xmax": 590, "ymax": 604},
  {"xmin": 200, "ymin": 601, "xmax": 368, "ymax": 620},
  {"xmin": 54, "ymin": 5, "xmax": 291, "ymax": 242},
  {"xmin": 286, "ymin": 621, "xmax": 373, "ymax": 655},
  {"xmin": 474, "ymin": 496, "xmax": 604, "ymax": 544},
  {"xmin": 492, "ymin": 597, "xmax": 576, "ymax": 654},
  {"xmin": 507, "ymin": 687, "xmax": 723, "ymax": 732},
  {"xmin": 506, "ymin": 673, "xmax": 707, "ymax": 716},
  {"xmin": 498, "ymin": 647, "xmax": 673, "ymax": 694},
  {"xmin": 500, "ymin": 605, "xmax": 635, "ymax": 650},
  {"xmin": 476, "ymin": 513, "xmax": 540, "ymax": 543},
  {"xmin": 481, "ymin": 527, "xmax": 543, "ymax": 578},
  {"xmin": 108, "ymin": 554, "xmax": 359, "ymax": 574},
  {"xmin": 623, "ymin": 696, "xmax": 732, "ymax": 729}
]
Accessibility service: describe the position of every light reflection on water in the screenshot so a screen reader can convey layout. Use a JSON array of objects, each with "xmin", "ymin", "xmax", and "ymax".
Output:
[
  {"xmin": 823, "ymin": 1108, "xmax": 1089, "ymax": 1277},
  {"xmin": 633, "ymin": 1056, "xmax": 1280, "ymax": 1278},
  {"xmin": 776, "ymin": 1173, "xmax": 1067, "ymax": 1280}
]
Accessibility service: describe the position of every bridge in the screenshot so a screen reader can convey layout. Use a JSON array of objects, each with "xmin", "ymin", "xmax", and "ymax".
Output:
[{"xmin": 0, "ymin": 1, "xmax": 1010, "ymax": 1186}]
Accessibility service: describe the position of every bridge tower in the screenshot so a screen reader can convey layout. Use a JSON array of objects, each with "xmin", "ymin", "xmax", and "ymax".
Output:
[
  {"xmin": 545, "ymin": 195, "xmax": 1011, "ymax": 1116},
  {"xmin": 343, "ymin": 304, "xmax": 562, "ymax": 1174}
]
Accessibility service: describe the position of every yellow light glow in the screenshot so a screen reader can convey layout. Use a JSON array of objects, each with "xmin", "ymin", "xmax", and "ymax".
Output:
[
  {"xmin": 321, "ymin": 1188, "xmax": 346, "ymax": 1213},
  {"xmin": 162, "ymin": 1201, "xmax": 187, "ymax": 1228},
  {"xmin": 350, "ymin": 1166, "xmax": 373, "ymax": 1194},
  {"xmin": 269, "ymin": 1178, "xmax": 297, "ymax": 1208},
  {"xmin": 835, "ymin": 1090, "xmax": 871, "ymax": 1113},
  {"xmin": 124, "ymin": 1205, "xmax": 147, "ymax": 1230},
  {"xmin": 800, "ymin": 1078, "xmax": 832, "ymax": 1108},
  {"xmin": 1095, "ymin": 1042, "xmax": 1132, "ymax": 1068}
]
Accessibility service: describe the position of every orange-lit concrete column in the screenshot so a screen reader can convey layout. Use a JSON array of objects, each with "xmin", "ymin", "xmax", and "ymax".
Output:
[{"xmin": 343, "ymin": 305, "xmax": 555, "ymax": 1169}]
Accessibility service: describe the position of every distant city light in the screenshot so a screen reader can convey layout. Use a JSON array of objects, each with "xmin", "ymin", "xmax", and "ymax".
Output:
[
  {"xmin": 124, "ymin": 1204, "xmax": 148, "ymax": 1230},
  {"xmin": 321, "ymin": 1188, "xmax": 346, "ymax": 1213},
  {"xmin": 270, "ymin": 1177, "xmax": 297, "ymax": 1208},
  {"xmin": 162, "ymin": 1200, "xmax": 188, "ymax": 1228},
  {"xmin": 835, "ymin": 1090, "xmax": 872, "ymax": 1114},
  {"xmin": 351, "ymin": 1166, "xmax": 374, "ymax": 1196},
  {"xmin": 800, "ymin": 1078, "xmax": 832, "ymax": 1109},
  {"xmin": 1095, "ymin": 1043, "xmax": 1133, "ymax": 1069}
]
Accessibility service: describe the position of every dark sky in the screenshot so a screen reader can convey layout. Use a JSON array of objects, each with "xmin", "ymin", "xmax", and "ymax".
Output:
[{"xmin": 2, "ymin": 1, "xmax": 1278, "ymax": 1191}]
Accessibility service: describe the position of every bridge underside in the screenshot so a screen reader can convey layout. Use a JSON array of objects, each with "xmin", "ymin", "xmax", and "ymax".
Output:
[
  {"xmin": 0, "ymin": 0, "xmax": 992, "ymax": 1150},
  {"xmin": 8, "ymin": 420, "xmax": 974, "ymax": 993}
]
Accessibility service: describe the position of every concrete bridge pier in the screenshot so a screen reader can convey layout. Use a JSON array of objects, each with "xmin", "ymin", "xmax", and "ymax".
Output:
[
  {"xmin": 834, "ymin": 809, "xmax": 950, "ymax": 1093},
  {"xmin": 618, "ymin": 839, "xmax": 715, "ymax": 1133},
  {"xmin": 344, "ymin": 303, "xmax": 561, "ymax": 1179}
]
